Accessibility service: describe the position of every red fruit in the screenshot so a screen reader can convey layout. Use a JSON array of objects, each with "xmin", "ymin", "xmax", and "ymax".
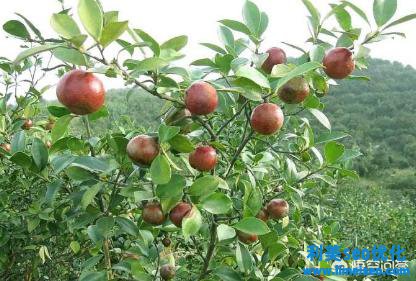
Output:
[
  {"xmin": 250, "ymin": 103, "xmax": 284, "ymax": 135},
  {"xmin": 256, "ymin": 208, "xmax": 269, "ymax": 222},
  {"xmin": 237, "ymin": 231, "xmax": 258, "ymax": 244},
  {"xmin": 169, "ymin": 202, "xmax": 192, "ymax": 228},
  {"xmin": 127, "ymin": 135, "xmax": 159, "ymax": 166},
  {"xmin": 189, "ymin": 145, "xmax": 217, "ymax": 172},
  {"xmin": 162, "ymin": 237, "xmax": 171, "ymax": 247},
  {"xmin": 262, "ymin": 47, "xmax": 287, "ymax": 74},
  {"xmin": 56, "ymin": 69, "xmax": 105, "ymax": 115},
  {"xmin": 185, "ymin": 81, "xmax": 218, "ymax": 115},
  {"xmin": 266, "ymin": 199, "xmax": 289, "ymax": 219},
  {"xmin": 1, "ymin": 143, "xmax": 11, "ymax": 153},
  {"xmin": 323, "ymin": 47, "xmax": 355, "ymax": 79},
  {"xmin": 22, "ymin": 119, "xmax": 33, "ymax": 130},
  {"xmin": 142, "ymin": 202, "xmax": 165, "ymax": 225},
  {"xmin": 160, "ymin": 264, "xmax": 176, "ymax": 280},
  {"xmin": 278, "ymin": 77, "xmax": 310, "ymax": 104}
]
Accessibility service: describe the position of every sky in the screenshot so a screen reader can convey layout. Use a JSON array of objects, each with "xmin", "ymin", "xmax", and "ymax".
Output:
[{"xmin": 1, "ymin": 0, "xmax": 416, "ymax": 98}]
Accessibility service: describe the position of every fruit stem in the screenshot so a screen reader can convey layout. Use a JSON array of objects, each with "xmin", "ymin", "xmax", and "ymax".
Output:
[{"xmin": 198, "ymin": 222, "xmax": 217, "ymax": 280}]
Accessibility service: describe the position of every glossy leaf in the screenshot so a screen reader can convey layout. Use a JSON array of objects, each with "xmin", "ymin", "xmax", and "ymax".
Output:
[
  {"xmin": 373, "ymin": 0, "xmax": 397, "ymax": 26},
  {"xmin": 78, "ymin": 0, "xmax": 103, "ymax": 41},
  {"xmin": 150, "ymin": 155, "xmax": 171, "ymax": 184},
  {"xmin": 233, "ymin": 217, "xmax": 270, "ymax": 235}
]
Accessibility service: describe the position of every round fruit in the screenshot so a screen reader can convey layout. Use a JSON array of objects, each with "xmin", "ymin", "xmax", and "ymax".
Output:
[
  {"xmin": 237, "ymin": 231, "xmax": 258, "ymax": 244},
  {"xmin": 278, "ymin": 77, "xmax": 310, "ymax": 104},
  {"xmin": 185, "ymin": 81, "xmax": 218, "ymax": 115},
  {"xmin": 1, "ymin": 143, "xmax": 11, "ymax": 153},
  {"xmin": 22, "ymin": 119, "xmax": 33, "ymax": 130},
  {"xmin": 56, "ymin": 69, "xmax": 105, "ymax": 115},
  {"xmin": 126, "ymin": 135, "xmax": 159, "ymax": 166},
  {"xmin": 169, "ymin": 202, "xmax": 192, "ymax": 227},
  {"xmin": 323, "ymin": 47, "xmax": 355, "ymax": 79},
  {"xmin": 164, "ymin": 107, "xmax": 193, "ymax": 133},
  {"xmin": 256, "ymin": 208, "xmax": 269, "ymax": 222},
  {"xmin": 162, "ymin": 237, "xmax": 171, "ymax": 247},
  {"xmin": 160, "ymin": 264, "xmax": 175, "ymax": 280},
  {"xmin": 267, "ymin": 199, "xmax": 289, "ymax": 219},
  {"xmin": 142, "ymin": 202, "xmax": 165, "ymax": 225},
  {"xmin": 250, "ymin": 103, "xmax": 284, "ymax": 135},
  {"xmin": 262, "ymin": 47, "xmax": 287, "ymax": 74},
  {"xmin": 46, "ymin": 141, "xmax": 52, "ymax": 149},
  {"xmin": 189, "ymin": 145, "xmax": 217, "ymax": 172}
]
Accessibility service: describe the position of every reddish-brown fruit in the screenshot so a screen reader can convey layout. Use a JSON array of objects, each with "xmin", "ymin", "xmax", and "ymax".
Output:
[
  {"xmin": 127, "ymin": 135, "xmax": 159, "ymax": 166},
  {"xmin": 267, "ymin": 199, "xmax": 289, "ymax": 219},
  {"xmin": 162, "ymin": 237, "xmax": 171, "ymax": 247},
  {"xmin": 319, "ymin": 277, "xmax": 325, "ymax": 281},
  {"xmin": 1, "ymin": 143, "xmax": 11, "ymax": 153},
  {"xmin": 160, "ymin": 264, "xmax": 176, "ymax": 280},
  {"xmin": 278, "ymin": 77, "xmax": 310, "ymax": 104},
  {"xmin": 56, "ymin": 69, "xmax": 105, "ymax": 115},
  {"xmin": 262, "ymin": 47, "xmax": 287, "ymax": 74},
  {"xmin": 256, "ymin": 208, "xmax": 269, "ymax": 222},
  {"xmin": 237, "ymin": 231, "xmax": 258, "ymax": 244},
  {"xmin": 142, "ymin": 202, "xmax": 165, "ymax": 225},
  {"xmin": 189, "ymin": 145, "xmax": 217, "ymax": 172},
  {"xmin": 169, "ymin": 202, "xmax": 192, "ymax": 228},
  {"xmin": 323, "ymin": 47, "xmax": 355, "ymax": 79},
  {"xmin": 185, "ymin": 81, "xmax": 218, "ymax": 115},
  {"xmin": 22, "ymin": 119, "xmax": 33, "ymax": 130},
  {"xmin": 45, "ymin": 121, "xmax": 55, "ymax": 131},
  {"xmin": 46, "ymin": 141, "xmax": 52, "ymax": 149},
  {"xmin": 250, "ymin": 103, "xmax": 284, "ymax": 135}
]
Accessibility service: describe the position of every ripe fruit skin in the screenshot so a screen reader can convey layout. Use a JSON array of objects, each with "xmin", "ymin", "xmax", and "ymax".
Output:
[
  {"xmin": 169, "ymin": 202, "xmax": 192, "ymax": 227},
  {"xmin": 185, "ymin": 81, "xmax": 218, "ymax": 115},
  {"xmin": 189, "ymin": 145, "xmax": 217, "ymax": 172},
  {"xmin": 237, "ymin": 231, "xmax": 258, "ymax": 244},
  {"xmin": 127, "ymin": 135, "xmax": 159, "ymax": 166},
  {"xmin": 278, "ymin": 77, "xmax": 310, "ymax": 104},
  {"xmin": 250, "ymin": 103, "xmax": 284, "ymax": 135},
  {"xmin": 323, "ymin": 48, "xmax": 355, "ymax": 79},
  {"xmin": 1, "ymin": 143, "xmax": 11, "ymax": 153},
  {"xmin": 162, "ymin": 237, "xmax": 171, "ymax": 247},
  {"xmin": 262, "ymin": 47, "xmax": 287, "ymax": 74},
  {"xmin": 142, "ymin": 202, "xmax": 165, "ymax": 225},
  {"xmin": 56, "ymin": 69, "xmax": 105, "ymax": 115},
  {"xmin": 256, "ymin": 208, "xmax": 269, "ymax": 222},
  {"xmin": 22, "ymin": 119, "xmax": 33, "ymax": 130},
  {"xmin": 267, "ymin": 199, "xmax": 289, "ymax": 219},
  {"xmin": 160, "ymin": 264, "xmax": 175, "ymax": 280}
]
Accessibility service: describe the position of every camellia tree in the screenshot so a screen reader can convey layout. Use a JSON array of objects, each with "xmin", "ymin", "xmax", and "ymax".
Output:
[{"xmin": 0, "ymin": 0, "xmax": 415, "ymax": 280}]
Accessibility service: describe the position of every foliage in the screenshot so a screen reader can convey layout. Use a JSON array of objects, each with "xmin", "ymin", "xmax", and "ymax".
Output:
[{"xmin": 0, "ymin": 0, "xmax": 414, "ymax": 280}]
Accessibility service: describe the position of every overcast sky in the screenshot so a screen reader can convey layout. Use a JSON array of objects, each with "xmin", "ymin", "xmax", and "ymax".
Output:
[{"xmin": 1, "ymin": 0, "xmax": 416, "ymax": 97}]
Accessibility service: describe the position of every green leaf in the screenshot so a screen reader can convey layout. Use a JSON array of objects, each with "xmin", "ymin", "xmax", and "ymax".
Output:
[
  {"xmin": 133, "ymin": 29, "xmax": 160, "ymax": 56},
  {"xmin": 53, "ymin": 47, "xmax": 88, "ymax": 66},
  {"xmin": 188, "ymin": 175, "xmax": 219, "ymax": 197},
  {"xmin": 201, "ymin": 192, "xmax": 233, "ymax": 214},
  {"xmin": 315, "ymin": 131, "xmax": 349, "ymax": 144},
  {"xmin": 373, "ymin": 0, "xmax": 397, "ymax": 26},
  {"xmin": 100, "ymin": 21, "xmax": 128, "ymax": 48},
  {"xmin": 384, "ymin": 13, "xmax": 416, "ymax": 30},
  {"xmin": 47, "ymin": 105, "xmax": 71, "ymax": 117},
  {"xmin": 333, "ymin": 5, "xmax": 352, "ymax": 31},
  {"xmin": 182, "ymin": 205, "xmax": 202, "ymax": 240},
  {"xmin": 51, "ymin": 115, "xmax": 74, "ymax": 143},
  {"xmin": 27, "ymin": 217, "xmax": 40, "ymax": 233},
  {"xmin": 45, "ymin": 179, "xmax": 63, "ymax": 206},
  {"xmin": 78, "ymin": 0, "xmax": 103, "ymax": 41},
  {"xmin": 103, "ymin": 11, "xmax": 119, "ymax": 25},
  {"xmin": 200, "ymin": 43, "xmax": 227, "ymax": 54},
  {"xmin": 168, "ymin": 135, "xmax": 195, "ymax": 153},
  {"xmin": 16, "ymin": 13, "xmax": 44, "ymax": 40},
  {"xmin": 236, "ymin": 242, "xmax": 253, "ymax": 273},
  {"xmin": 115, "ymin": 217, "xmax": 139, "ymax": 236},
  {"xmin": 217, "ymin": 224, "xmax": 236, "ymax": 241},
  {"xmin": 150, "ymin": 155, "xmax": 171, "ymax": 185},
  {"xmin": 219, "ymin": 19, "xmax": 251, "ymax": 36},
  {"xmin": 14, "ymin": 44, "xmax": 62, "ymax": 64},
  {"xmin": 324, "ymin": 141, "xmax": 345, "ymax": 164},
  {"xmin": 308, "ymin": 108, "xmax": 331, "ymax": 130},
  {"xmin": 156, "ymin": 174, "xmax": 184, "ymax": 211},
  {"xmin": 273, "ymin": 62, "xmax": 322, "ymax": 93},
  {"xmin": 213, "ymin": 267, "xmax": 242, "ymax": 281},
  {"xmin": 258, "ymin": 12, "xmax": 269, "ymax": 37},
  {"xmin": 341, "ymin": 1, "xmax": 371, "ymax": 26},
  {"xmin": 302, "ymin": 0, "xmax": 321, "ymax": 22},
  {"xmin": 218, "ymin": 26, "xmax": 234, "ymax": 48},
  {"xmin": 31, "ymin": 138, "xmax": 48, "ymax": 170},
  {"xmin": 158, "ymin": 124, "xmax": 180, "ymax": 143},
  {"xmin": 72, "ymin": 156, "xmax": 109, "ymax": 173},
  {"xmin": 397, "ymin": 259, "xmax": 416, "ymax": 281},
  {"xmin": 309, "ymin": 45, "xmax": 325, "ymax": 62},
  {"xmin": 161, "ymin": 35, "xmax": 188, "ymax": 51},
  {"xmin": 133, "ymin": 57, "xmax": 168, "ymax": 72},
  {"xmin": 70, "ymin": 241, "xmax": 80, "ymax": 254},
  {"xmin": 79, "ymin": 271, "xmax": 107, "ymax": 281},
  {"xmin": 233, "ymin": 217, "xmax": 270, "ymax": 235},
  {"xmin": 88, "ymin": 106, "xmax": 109, "ymax": 121},
  {"xmin": 81, "ymin": 184, "xmax": 101, "ymax": 209},
  {"xmin": 50, "ymin": 13, "xmax": 81, "ymax": 39},
  {"xmin": 242, "ymin": 0, "xmax": 261, "ymax": 36},
  {"xmin": 9, "ymin": 152, "xmax": 32, "ymax": 169},
  {"xmin": 11, "ymin": 131, "xmax": 26, "ymax": 153},
  {"xmin": 3, "ymin": 20, "xmax": 30, "ymax": 39},
  {"xmin": 235, "ymin": 65, "xmax": 270, "ymax": 88}
]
